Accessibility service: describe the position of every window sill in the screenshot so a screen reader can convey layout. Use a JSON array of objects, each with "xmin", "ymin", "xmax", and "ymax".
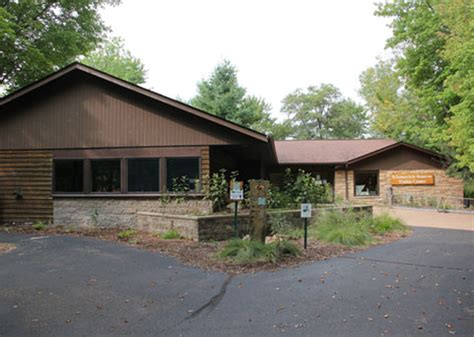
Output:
[
  {"xmin": 53, "ymin": 193, "xmax": 205, "ymax": 198},
  {"xmin": 353, "ymin": 195, "xmax": 380, "ymax": 198}
]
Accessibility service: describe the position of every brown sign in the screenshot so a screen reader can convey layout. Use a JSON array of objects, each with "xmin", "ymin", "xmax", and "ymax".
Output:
[{"xmin": 391, "ymin": 172, "xmax": 435, "ymax": 186}]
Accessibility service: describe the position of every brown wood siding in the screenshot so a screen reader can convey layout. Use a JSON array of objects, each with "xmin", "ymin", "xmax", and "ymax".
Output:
[
  {"xmin": 349, "ymin": 147, "xmax": 444, "ymax": 170},
  {"xmin": 0, "ymin": 73, "xmax": 261, "ymax": 150},
  {"xmin": 0, "ymin": 150, "xmax": 53, "ymax": 223},
  {"xmin": 52, "ymin": 146, "xmax": 205, "ymax": 159}
]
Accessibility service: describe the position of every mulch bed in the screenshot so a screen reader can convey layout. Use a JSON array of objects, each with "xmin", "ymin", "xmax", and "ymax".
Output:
[
  {"xmin": 0, "ymin": 242, "xmax": 16, "ymax": 254},
  {"xmin": 0, "ymin": 225, "xmax": 409, "ymax": 274}
]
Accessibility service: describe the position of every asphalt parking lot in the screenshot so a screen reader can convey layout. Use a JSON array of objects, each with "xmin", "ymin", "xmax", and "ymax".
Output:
[{"xmin": 1, "ymin": 226, "xmax": 473, "ymax": 337}]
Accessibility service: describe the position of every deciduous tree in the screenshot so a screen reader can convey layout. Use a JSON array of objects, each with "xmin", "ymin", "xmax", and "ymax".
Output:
[
  {"xmin": 281, "ymin": 84, "xmax": 367, "ymax": 139},
  {"xmin": 0, "ymin": 0, "xmax": 120, "ymax": 94},
  {"xmin": 82, "ymin": 37, "xmax": 147, "ymax": 84},
  {"xmin": 364, "ymin": 0, "xmax": 473, "ymax": 171}
]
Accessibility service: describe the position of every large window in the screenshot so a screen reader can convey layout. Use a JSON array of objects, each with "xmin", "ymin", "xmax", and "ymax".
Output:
[
  {"xmin": 167, "ymin": 158, "xmax": 200, "ymax": 192},
  {"xmin": 91, "ymin": 159, "xmax": 121, "ymax": 192},
  {"xmin": 54, "ymin": 160, "xmax": 84, "ymax": 192},
  {"xmin": 354, "ymin": 171, "xmax": 379, "ymax": 196},
  {"xmin": 53, "ymin": 155, "xmax": 202, "ymax": 194},
  {"xmin": 128, "ymin": 158, "xmax": 160, "ymax": 192}
]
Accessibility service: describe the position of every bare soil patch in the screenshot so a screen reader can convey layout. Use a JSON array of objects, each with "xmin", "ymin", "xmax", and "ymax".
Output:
[{"xmin": 0, "ymin": 225, "xmax": 409, "ymax": 274}]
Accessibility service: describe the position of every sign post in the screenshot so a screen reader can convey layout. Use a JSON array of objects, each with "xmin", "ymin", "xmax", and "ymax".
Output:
[
  {"xmin": 300, "ymin": 203, "xmax": 312, "ymax": 249},
  {"xmin": 230, "ymin": 180, "xmax": 244, "ymax": 237}
]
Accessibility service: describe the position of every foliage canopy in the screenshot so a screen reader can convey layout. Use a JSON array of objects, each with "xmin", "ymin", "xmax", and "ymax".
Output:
[
  {"xmin": 0, "ymin": 0, "xmax": 120, "ymax": 94},
  {"xmin": 82, "ymin": 37, "xmax": 147, "ymax": 84},
  {"xmin": 282, "ymin": 84, "xmax": 368, "ymax": 139},
  {"xmin": 360, "ymin": 0, "xmax": 473, "ymax": 172}
]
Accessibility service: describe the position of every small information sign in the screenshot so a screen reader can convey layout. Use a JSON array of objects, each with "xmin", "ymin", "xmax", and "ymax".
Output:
[
  {"xmin": 230, "ymin": 190, "xmax": 243, "ymax": 201},
  {"xmin": 300, "ymin": 203, "xmax": 312, "ymax": 218},
  {"xmin": 230, "ymin": 181, "xmax": 244, "ymax": 201}
]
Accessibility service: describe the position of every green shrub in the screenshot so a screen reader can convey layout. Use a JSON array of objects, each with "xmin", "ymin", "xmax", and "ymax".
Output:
[
  {"xmin": 292, "ymin": 170, "xmax": 327, "ymax": 204},
  {"xmin": 369, "ymin": 213, "xmax": 407, "ymax": 234},
  {"xmin": 206, "ymin": 169, "xmax": 228, "ymax": 212},
  {"xmin": 32, "ymin": 221, "xmax": 47, "ymax": 231},
  {"xmin": 162, "ymin": 229, "xmax": 181, "ymax": 240},
  {"xmin": 267, "ymin": 186, "xmax": 293, "ymax": 209},
  {"xmin": 314, "ymin": 210, "xmax": 372, "ymax": 246},
  {"xmin": 117, "ymin": 228, "xmax": 137, "ymax": 240},
  {"xmin": 268, "ymin": 168, "xmax": 332, "ymax": 209},
  {"xmin": 218, "ymin": 239, "xmax": 300, "ymax": 264},
  {"xmin": 170, "ymin": 176, "xmax": 190, "ymax": 193}
]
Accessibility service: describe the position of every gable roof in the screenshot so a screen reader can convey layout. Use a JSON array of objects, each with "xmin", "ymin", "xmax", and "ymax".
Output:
[
  {"xmin": 275, "ymin": 139, "xmax": 445, "ymax": 165},
  {"xmin": 0, "ymin": 62, "xmax": 268, "ymax": 143}
]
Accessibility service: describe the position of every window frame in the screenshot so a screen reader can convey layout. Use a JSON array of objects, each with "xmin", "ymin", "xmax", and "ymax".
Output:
[
  {"xmin": 53, "ymin": 159, "xmax": 85, "ymax": 193},
  {"xmin": 52, "ymin": 155, "xmax": 203, "ymax": 196},
  {"xmin": 90, "ymin": 158, "xmax": 122, "ymax": 194},
  {"xmin": 127, "ymin": 157, "xmax": 161, "ymax": 193},
  {"xmin": 353, "ymin": 170, "xmax": 379, "ymax": 197},
  {"xmin": 165, "ymin": 156, "xmax": 202, "ymax": 193}
]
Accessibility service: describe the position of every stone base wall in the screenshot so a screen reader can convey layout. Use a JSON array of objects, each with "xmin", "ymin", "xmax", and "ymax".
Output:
[
  {"xmin": 53, "ymin": 197, "xmax": 213, "ymax": 228},
  {"xmin": 137, "ymin": 212, "xmax": 201, "ymax": 239},
  {"xmin": 136, "ymin": 205, "xmax": 372, "ymax": 241},
  {"xmin": 136, "ymin": 212, "xmax": 252, "ymax": 241},
  {"xmin": 335, "ymin": 169, "xmax": 464, "ymax": 206}
]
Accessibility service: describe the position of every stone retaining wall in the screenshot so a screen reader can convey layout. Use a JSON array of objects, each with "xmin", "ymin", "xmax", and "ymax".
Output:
[
  {"xmin": 137, "ymin": 205, "xmax": 372, "ymax": 241},
  {"xmin": 53, "ymin": 196, "xmax": 212, "ymax": 228}
]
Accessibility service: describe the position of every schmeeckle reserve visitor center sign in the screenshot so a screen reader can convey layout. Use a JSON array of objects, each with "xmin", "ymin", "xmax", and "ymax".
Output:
[{"xmin": 391, "ymin": 172, "xmax": 435, "ymax": 186}]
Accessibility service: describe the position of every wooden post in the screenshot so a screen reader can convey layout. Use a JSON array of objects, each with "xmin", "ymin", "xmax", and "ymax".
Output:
[{"xmin": 249, "ymin": 179, "xmax": 269, "ymax": 243}]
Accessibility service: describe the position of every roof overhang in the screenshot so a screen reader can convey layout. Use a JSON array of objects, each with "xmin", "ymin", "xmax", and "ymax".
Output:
[{"xmin": 346, "ymin": 141, "xmax": 448, "ymax": 165}]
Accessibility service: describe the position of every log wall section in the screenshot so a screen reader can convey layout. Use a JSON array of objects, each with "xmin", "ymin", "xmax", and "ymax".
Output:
[{"xmin": 0, "ymin": 150, "xmax": 53, "ymax": 223}]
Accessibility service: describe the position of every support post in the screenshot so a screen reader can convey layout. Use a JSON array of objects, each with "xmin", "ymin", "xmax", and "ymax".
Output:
[
  {"xmin": 233, "ymin": 201, "xmax": 238, "ymax": 237},
  {"xmin": 304, "ymin": 218, "xmax": 308, "ymax": 249}
]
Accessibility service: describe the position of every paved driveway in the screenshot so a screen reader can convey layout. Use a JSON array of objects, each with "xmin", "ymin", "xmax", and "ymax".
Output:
[{"xmin": 1, "ymin": 228, "xmax": 473, "ymax": 337}]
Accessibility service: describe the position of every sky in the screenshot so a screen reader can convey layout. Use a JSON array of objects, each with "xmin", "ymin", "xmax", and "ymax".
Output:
[{"xmin": 101, "ymin": 0, "xmax": 393, "ymax": 119}]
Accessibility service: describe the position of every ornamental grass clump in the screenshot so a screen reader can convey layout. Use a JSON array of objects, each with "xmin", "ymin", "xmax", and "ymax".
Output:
[
  {"xmin": 32, "ymin": 221, "xmax": 47, "ymax": 231},
  {"xmin": 117, "ymin": 228, "xmax": 137, "ymax": 240},
  {"xmin": 162, "ymin": 229, "xmax": 181, "ymax": 240},
  {"xmin": 369, "ymin": 213, "xmax": 407, "ymax": 234},
  {"xmin": 314, "ymin": 210, "xmax": 407, "ymax": 246},
  {"xmin": 218, "ymin": 239, "xmax": 300, "ymax": 264},
  {"xmin": 314, "ymin": 210, "xmax": 372, "ymax": 246}
]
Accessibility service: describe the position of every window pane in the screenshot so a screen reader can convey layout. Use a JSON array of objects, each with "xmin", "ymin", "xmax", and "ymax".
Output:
[
  {"xmin": 355, "ymin": 171, "xmax": 378, "ymax": 196},
  {"xmin": 91, "ymin": 160, "xmax": 121, "ymax": 192},
  {"xmin": 128, "ymin": 158, "xmax": 160, "ymax": 192},
  {"xmin": 54, "ymin": 160, "xmax": 83, "ymax": 192},
  {"xmin": 167, "ymin": 158, "xmax": 199, "ymax": 192}
]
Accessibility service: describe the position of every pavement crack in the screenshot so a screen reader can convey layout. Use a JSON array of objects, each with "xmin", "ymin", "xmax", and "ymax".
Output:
[
  {"xmin": 340, "ymin": 256, "xmax": 473, "ymax": 272},
  {"xmin": 155, "ymin": 275, "xmax": 234, "ymax": 336},
  {"xmin": 185, "ymin": 275, "xmax": 233, "ymax": 320}
]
